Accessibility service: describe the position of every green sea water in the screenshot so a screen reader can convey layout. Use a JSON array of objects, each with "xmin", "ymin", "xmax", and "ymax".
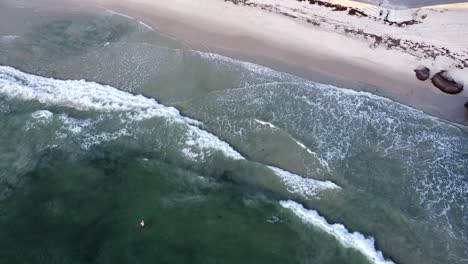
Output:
[
  {"xmin": 0, "ymin": 1, "xmax": 467, "ymax": 264},
  {"xmin": 0, "ymin": 149, "xmax": 370, "ymax": 264}
]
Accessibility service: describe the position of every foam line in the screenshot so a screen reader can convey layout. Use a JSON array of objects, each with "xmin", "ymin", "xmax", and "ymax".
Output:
[
  {"xmin": 281, "ymin": 200, "xmax": 395, "ymax": 264},
  {"xmin": 0, "ymin": 65, "xmax": 340, "ymax": 199},
  {"xmin": 269, "ymin": 167, "xmax": 339, "ymax": 198},
  {"xmin": 0, "ymin": 65, "xmax": 243, "ymax": 160}
]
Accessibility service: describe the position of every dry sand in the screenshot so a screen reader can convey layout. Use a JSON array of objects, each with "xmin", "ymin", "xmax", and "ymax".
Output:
[{"xmin": 7, "ymin": 0, "xmax": 468, "ymax": 124}]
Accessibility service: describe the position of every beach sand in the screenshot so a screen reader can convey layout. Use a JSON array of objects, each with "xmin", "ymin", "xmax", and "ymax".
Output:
[
  {"xmin": 5, "ymin": 0, "xmax": 468, "ymax": 125},
  {"xmin": 1, "ymin": 2, "xmax": 468, "ymax": 263}
]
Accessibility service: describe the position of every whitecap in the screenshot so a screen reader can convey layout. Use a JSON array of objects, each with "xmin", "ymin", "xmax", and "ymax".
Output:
[
  {"xmin": 24, "ymin": 110, "xmax": 54, "ymax": 130},
  {"xmin": 31, "ymin": 110, "xmax": 53, "ymax": 120},
  {"xmin": 269, "ymin": 166, "xmax": 339, "ymax": 199},
  {"xmin": 254, "ymin": 118, "xmax": 278, "ymax": 129},
  {"xmin": 0, "ymin": 65, "xmax": 243, "ymax": 160},
  {"xmin": 281, "ymin": 200, "xmax": 395, "ymax": 264}
]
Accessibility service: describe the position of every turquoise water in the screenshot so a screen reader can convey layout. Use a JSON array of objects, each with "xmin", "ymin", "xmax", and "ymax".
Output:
[{"xmin": 0, "ymin": 4, "xmax": 467, "ymax": 264}]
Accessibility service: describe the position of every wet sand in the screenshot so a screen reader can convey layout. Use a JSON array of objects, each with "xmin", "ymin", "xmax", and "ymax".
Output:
[{"xmin": 2, "ymin": 0, "xmax": 468, "ymax": 125}]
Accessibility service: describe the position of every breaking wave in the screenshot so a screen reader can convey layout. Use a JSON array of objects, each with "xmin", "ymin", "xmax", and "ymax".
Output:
[
  {"xmin": 183, "ymin": 80, "xmax": 468, "ymax": 241},
  {"xmin": 281, "ymin": 200, "xmax": 395, "ymax": 264},
  {"xmin": 0, "ymin": 65, "xmax": 338, "ymax": 202}
]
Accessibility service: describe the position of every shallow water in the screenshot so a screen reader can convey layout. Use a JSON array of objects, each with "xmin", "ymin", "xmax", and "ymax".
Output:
[{"xmin": 0, "ymin": 3, "xmax": 467, "ymax": 264}]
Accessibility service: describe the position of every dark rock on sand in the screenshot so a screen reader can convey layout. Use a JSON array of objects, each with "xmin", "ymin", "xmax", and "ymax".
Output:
[
  {"xmin": 431, "ymin": 71, "xmax": 464, "ymax": 94},
  {"xmin": 414, "ymin": 67, "xmax": 430, "ymax": 81}
]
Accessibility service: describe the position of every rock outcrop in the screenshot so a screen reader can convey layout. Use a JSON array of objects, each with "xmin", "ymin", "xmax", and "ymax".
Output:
[
  {"xmin": 414, "ymin": 67, "xmax": 430, "ymax": 81},
  {"xmin": 431, "ymin": 71, "xmax": 464, "ymax": 94}
]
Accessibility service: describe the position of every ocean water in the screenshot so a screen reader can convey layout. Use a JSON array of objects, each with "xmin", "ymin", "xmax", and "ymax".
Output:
[{"xmin": 0, "ymin": 4, "xmax": 467, "ymax": 264}]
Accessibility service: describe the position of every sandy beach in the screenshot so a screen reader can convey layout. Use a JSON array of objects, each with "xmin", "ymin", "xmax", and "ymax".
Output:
[
  {"xmin": 1, "ymin": 1, "xmax": 468, "ymax": 263},
  {"xmin": 4, "ymin": 0, "xmax": 468, "ymax": 125}
]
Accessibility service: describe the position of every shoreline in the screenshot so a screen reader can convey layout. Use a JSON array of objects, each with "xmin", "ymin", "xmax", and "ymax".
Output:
[
  {"xmin": 17, "ymin": 0, "xmax": 468, "ymax": 124},
  {"xmin": 1, "ymin": 2, "xmax": 468, "ymax": 263}
]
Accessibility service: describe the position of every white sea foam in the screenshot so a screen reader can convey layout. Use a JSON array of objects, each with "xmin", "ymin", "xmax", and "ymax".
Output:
[
  {"xmin": 290, "ymin": 136, "xmax": 331, "ymax": 172},
  {"xmin": 25, "ymin": 110, "xmax": 54, "ymax": 130},
  {"xmin": 280, "ymin": 200, "xmax": 395, "ymax": 264},
  {"xmin": 105, "ymin": 10, "xmax": 136, "ymax": 21},
  {"xmin": 0, "ymin": 65, "xmax": 243, "ymax": 160},
  {"xmin": 197, "ymin": 52, "xmax": 297, "ymax": 81},
  {"xmin": 0, "ymin": 66, "xmax": 343, "ymax": 202},
  {"xmin": 105, "ymin": 9, "xmax": 154, "ymax": 31},
  {"xmin": 58, "ymin": 115, "xmax": 94, "ymax": 135},
  {"xmin": 254, "ymin": 118, "xmax": 278, "ymax": 129},
  {"xmin": 31, "ymin": 110, "xmax": 53, "ymax": 120},
  {"xmin": 254, "ymin": 118, "xmax": 330, "ymax": 171},
  {"xmin": 0, "ymin": 35, "xmax": 20, "ymax": 43},
  {"xmin": 182, "ymin": 126, "xmax": 244, "ymax": 161},
  {"xmin": 0, "ymin": 102, "xmax": 9, "ymax": 113},
  {"xmin": 268, "ymin": 166, "xmax": 339, "ymax": 199},
  {"xmin": 139, "ymin": 21, "xmax": 154, "ymax": 31},
  {"xmin": 226, "ymin": 80, "xmax": 467, "ymax": 239},
  {"xmin": 81, "ymin": 129, "xmax": 130, "ymax": 150}
]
